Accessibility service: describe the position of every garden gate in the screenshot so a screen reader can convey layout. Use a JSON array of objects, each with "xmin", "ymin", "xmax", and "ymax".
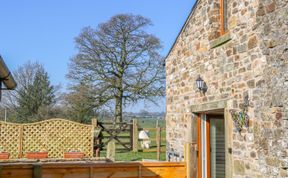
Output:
[{"xmin": 97, "ymin": 120, "xmax": 134, "ymax": 151}]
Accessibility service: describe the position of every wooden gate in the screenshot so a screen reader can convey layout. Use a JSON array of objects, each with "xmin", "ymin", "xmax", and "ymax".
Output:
[{"xmin": 97, "ymin": 121, "xmax": 133, "ymax": 151}]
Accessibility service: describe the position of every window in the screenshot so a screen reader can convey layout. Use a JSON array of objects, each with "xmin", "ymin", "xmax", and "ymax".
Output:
[
  {"xmin": 210, "ymin": 0, "xmax": 231, "ymax": 48},
  {"xmin": 220, "ymin": 0, "xmax": 228, "ymax": 35}
]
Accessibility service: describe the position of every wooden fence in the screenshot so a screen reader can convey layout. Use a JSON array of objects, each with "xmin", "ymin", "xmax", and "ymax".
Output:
[
  {"xmin": 97, "ymin": 121, "xmax": 133, "ymax": 151},
  {"xmin": 0, "ymin": 142, "xmax": 197, "ymax": 178},
  {"xmin": 131, "ymin": 119, "xmax": 166, "ymax": 160},
  {"xmin": 0, "ymin": 119, "xmax": 98, "ymax": 159},
  {"xmin": 96, "ymin": 119, "xmax": 165, "ymax": 153},
  {"xmin": 0, "ymin": 161, "xmax": 186, "ymax": 178},
  {"xmin": 0, "ymin": 118, "xmax": 165, "ymax": 160},
  {"xmin": 139, "ymin": 127, "xmax": 166, "ymax": 160}
]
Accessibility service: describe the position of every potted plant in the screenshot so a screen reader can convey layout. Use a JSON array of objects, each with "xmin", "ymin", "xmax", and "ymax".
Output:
[
  {"xmin": 64, "ymin": 149, "xmax": 84, "ymax": 159},
  {"xmin": 26, "ymin": 147, "xmax": 48, "ymax": 159},
  {"xmin": 0, "ymin": 146, "xmax": 9, "ymax": 159}
]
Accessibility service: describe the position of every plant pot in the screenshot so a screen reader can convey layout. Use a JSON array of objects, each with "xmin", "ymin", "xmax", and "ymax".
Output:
[
  {"xmin": 64, "ymin": 152, "xmax": 84, "ymax": 159},
  {"xmin": 26, "ymin": 152, "xmax": 48, "ymax": 159},
  {"xmin": 0, "ymin": 152, "xmax": 9, "ymax": 159}
]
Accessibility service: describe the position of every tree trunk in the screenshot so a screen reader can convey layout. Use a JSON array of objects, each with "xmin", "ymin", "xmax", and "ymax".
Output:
[
  {"xmin": 115, "ymin": 69, "xmax": 124, "ymax": 123},
  {"xmin": 115, "ymin": 95, "xmax": 123, "ymax": 123}
]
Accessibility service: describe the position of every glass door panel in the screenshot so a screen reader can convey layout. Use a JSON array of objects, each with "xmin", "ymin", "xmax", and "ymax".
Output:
[{"xmin": 210, "ymin": 119, "xmax": 225, "ymax": 178}]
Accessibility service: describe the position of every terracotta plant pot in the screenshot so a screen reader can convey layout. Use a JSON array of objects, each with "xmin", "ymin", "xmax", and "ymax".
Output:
[
  {"xmin": 26, "ymin": 152, "xmax": 48, "ymax": 159},
  {"xmin": 64, "ymin": 152, "xmax": 84, "ymax": 159},
  {"xmin": 0, "ymin": 152, "xmax": 10, "ymax": 159}
]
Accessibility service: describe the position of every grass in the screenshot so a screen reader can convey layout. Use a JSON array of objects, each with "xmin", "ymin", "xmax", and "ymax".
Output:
[{"xmin": 100, "ymin": 119, "xmax": 166, "ymax": 161}]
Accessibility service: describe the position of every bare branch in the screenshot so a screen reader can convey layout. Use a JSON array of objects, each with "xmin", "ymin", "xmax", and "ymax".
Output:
[{"xmin": 67, "ymin": 14, "xmax": 165, "ymax": 122}]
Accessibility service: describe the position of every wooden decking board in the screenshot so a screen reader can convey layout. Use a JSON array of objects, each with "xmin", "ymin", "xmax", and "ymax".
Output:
[{"xmin": 0, "ymin": 161, "xmax": 186, "ymax": 178}]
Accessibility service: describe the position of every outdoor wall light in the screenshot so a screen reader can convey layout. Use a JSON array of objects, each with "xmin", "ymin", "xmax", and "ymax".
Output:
[{"xmin": 196, "ymin": 76, "xmax": 207, "ymax": 94}]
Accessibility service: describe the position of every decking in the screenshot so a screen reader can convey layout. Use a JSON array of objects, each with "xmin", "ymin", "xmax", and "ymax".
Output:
[{"xmin": 0, "ymin": 159, "xmax": 186, "ymax": 178}]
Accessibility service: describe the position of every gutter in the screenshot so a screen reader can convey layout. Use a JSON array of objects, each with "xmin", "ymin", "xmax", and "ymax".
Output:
[{"xmin": 0, "ymin": 55, "xmax": 17, "ymax": 90}]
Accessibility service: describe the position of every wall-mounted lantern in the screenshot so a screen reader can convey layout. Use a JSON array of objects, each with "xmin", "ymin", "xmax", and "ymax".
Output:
[{"xmin": 196, "ymin": 76, "xmax": 207, "ymax": 94}]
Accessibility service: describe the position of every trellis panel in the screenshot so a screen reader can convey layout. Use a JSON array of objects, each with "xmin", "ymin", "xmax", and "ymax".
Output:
[
  {"xmin": 0, "ymin": 122, "xmax": 21, "ymax": 159},
  {"xmin": 0, "ymin": 118, "xmax": 93, "ymax": 159}
]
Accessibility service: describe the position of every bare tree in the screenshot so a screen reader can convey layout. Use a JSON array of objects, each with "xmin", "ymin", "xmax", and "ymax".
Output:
[
  {"xmin": 2, "ymin": 62, "xmax": 57, "ymax": 122},
  {"xmin": 67, "ymin": 14, "xmax": 165, "ymax": 122},
  {"xmin": 64, "ymin": 81, "xmax": 98, "ymax": 123}
]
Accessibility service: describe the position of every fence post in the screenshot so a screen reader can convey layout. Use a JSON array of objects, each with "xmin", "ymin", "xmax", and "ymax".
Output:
[
  {"xmin": 184, "ymin": 143, "xmax": 192, "ymax": 178},
  {"xmin": 107, "ymin": 140, "xmax": 115, "ymax": 161},
  {"xmin": 33, "ymin": 163, "xmax": 42, "ymax": 178},
  {"xmin": 132, "ymin": 119, "xmax": 138, "ymax": 152},
  {"xmin": 92, "ymin": 118, "xmax": 98, "ymax": 127},
  {"xmin": 92, "ymin": 118, "xmax": 100, "ymax": 157},
  {"xmin": 129, "ymin": 120, "xmax": 133, "ymax": 151},
  {"xmin": 156, "ymin": 126, "xmax": 161, "ymax": 160},
  {"xmin": 18, "ymin": 125, "xmax": 24, "ymax": 158}
]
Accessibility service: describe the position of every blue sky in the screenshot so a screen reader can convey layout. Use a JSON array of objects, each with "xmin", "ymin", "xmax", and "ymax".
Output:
[{"xmin": 0, "ymin": 0, "xmax": 195, "ymax": 112}]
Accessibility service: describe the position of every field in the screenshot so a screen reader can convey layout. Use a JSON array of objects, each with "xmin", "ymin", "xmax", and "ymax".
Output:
[{"xmin": 100, "ymin": 118, "xmax": 166, "ymax": 161}]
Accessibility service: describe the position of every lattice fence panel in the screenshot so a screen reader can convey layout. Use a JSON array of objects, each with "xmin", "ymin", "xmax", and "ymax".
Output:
[
  {"xmin": 0, "ymin": 122, "xmax": 21, "ymax": 159},
  {"xmin": 22, "ymin": 119, "xmax": 93, "ymax": 158}
]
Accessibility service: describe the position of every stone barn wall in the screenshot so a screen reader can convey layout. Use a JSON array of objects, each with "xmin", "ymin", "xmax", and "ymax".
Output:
[{"xmin": 165, "ymin": 0, "xmax": 288, "ymax": 177}]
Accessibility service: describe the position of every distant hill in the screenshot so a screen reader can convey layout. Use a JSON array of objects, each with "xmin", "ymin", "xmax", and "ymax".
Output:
[
  {"xmin": 123, "ymin": 110, "xmax": 165, "ymax": 120},
  {"xmin": 96, "ymin": 110, "xmax": 165, "ymax": 122}
]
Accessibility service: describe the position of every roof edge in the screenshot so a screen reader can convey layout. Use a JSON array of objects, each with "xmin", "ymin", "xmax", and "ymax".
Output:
[{"xmin": 165, "ymin": 0, "xmax": 200, "ymax": 60}]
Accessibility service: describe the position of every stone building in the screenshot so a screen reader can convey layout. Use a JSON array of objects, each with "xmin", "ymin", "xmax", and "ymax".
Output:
[{"xmin": 165, "ymin": 0, "xmax": 287, "ymax": 177}]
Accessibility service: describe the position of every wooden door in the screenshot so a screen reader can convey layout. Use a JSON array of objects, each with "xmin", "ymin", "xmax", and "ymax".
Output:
[{"xmin": 198, "ymin": 114, "xmax": 225, "ymax": 178}]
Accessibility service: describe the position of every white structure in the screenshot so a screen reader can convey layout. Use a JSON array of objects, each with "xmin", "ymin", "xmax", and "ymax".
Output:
[{"xmin": 138, "ymin": 130, "xmax": 151, "ymax": 149}]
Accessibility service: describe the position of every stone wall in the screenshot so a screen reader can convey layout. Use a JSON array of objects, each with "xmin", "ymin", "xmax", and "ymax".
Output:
[
  {"xmin": 254, "ymin": 0, "xmax": 288, "ymax": 176},
  {"xmin": 165, "ymin": 0, "xmax": 287, "ymax": 177}
]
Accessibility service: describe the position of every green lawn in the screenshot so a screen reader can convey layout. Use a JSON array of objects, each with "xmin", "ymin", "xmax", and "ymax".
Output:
[{"xmin": 100, "ymin": 119, "xmax": 166, "ymax": 161}]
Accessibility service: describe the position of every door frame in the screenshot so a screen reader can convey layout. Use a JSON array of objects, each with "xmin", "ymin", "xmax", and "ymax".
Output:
[
  {"xmin": 197, "ymin": 114, "xmax": 225, "ymax": 178},
  {"xmin": 197, "ymin": 115, "xmax": 202, "ymax": 178}
]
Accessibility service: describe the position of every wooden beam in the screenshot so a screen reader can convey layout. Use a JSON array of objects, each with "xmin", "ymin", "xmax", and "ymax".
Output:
[
  {"xmin": 33, "ymin": 164, "xmax": 42, "ymax": 178},
  {"xmin": 106, "ymin": 140, "xmax": 115, "ymax": 161},
  {"xmin": 206, "ymin": 118, "xmax": 211, "ymax": 178},
  {"xmin": 91, "ymin": 118, "xmax": 97, "ymax": 157},
  {"xmin": 156, "ymin": 127, "xmax": 161, "ymax": 161},
  {"xmin": 185, "ymin": 143, "xmax": 192, "ymax": 178},
  {"xmin": 0, "ymin": 165, "xmax": 2, "ymax": 178},
  {"xmin": 130, "ymin": 120, "xmax": 133, "ymax": 151},
  {"xmin": 132, "ymin": 119, "xmax": 138, "ymax": 152},
  {"xmin": 89, "ymin": 166, "xmax": 93, "ymax": 178},
  {"xmin": 220, "ymin": 0, "xmax": 224, "ymax": 35},
  {"xmin": 0, "ymin": 162, "xmax": 187, "ymax": 178},
  {"xmin": 103, "ymin": 136, "xmax": 131, "ymax": 139},
  {"xmin": 142, "ymin": 148, "xmax": 166, "ymax": 153},
  {"xmin": 18, "ymin": 125, "xmax": 24, "ymax": 158},
  {"xmin": 197, "ymin": 115, "xmax": 202, "ymax": 178}
]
